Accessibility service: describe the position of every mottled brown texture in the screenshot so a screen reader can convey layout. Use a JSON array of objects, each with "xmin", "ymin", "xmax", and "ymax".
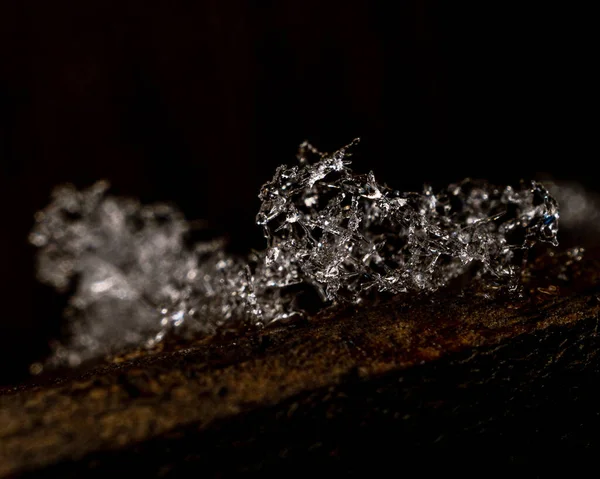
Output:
[{"xmin": 2, "ymin": 258, "xmax": 600, "ymax": 476}]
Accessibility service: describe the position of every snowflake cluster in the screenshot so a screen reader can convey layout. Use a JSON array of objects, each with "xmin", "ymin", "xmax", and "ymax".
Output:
[{"xmin": 30, "ymin": 141, "xmax": 559, "ymax": 366}]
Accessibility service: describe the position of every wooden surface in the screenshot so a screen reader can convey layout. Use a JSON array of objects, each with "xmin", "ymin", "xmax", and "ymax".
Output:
[{"xmin": 2, "ymin": 257, "xmax": 600, "ymax": 476}]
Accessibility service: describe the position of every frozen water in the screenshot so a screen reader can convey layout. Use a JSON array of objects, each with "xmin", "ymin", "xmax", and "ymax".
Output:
[
  {"xmin": 257, "ymin": 141, "xmax": 559, "ymax": 302},
  {"xmin": 30, "ymin": 140, "xmax": 560, "ymax": 367}
]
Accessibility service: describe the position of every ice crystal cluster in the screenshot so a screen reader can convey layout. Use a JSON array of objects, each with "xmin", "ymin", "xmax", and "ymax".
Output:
[{"xmin": 30, "ymin": 141, "xmax": 559, "ymax": 367}]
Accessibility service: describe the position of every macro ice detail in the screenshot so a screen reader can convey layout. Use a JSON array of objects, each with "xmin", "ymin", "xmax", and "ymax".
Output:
[{"xmin": 30, "ymin": 140, "xmax": 559, "ymax": 367}]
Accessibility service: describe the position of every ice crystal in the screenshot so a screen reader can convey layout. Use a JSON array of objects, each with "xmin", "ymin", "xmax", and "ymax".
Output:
[
  {"xmin": 30, "ymin": 140, "xmax": 560, "ymax": 367},
  {"xmin": 29, "ymin": 181, "xmax": 197, "ymax": 365},
  {"xmin": 257, "ymin": 141, "xmax": 559, "ymax": 301},
  {"xmin": 545, "ymin": 181, "xmax": 600, "ymax": 234}
]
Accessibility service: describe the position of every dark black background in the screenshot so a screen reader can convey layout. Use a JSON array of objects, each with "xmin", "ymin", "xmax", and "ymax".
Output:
[{"xmin": 0, "ymin": 1, "xmax": 596, "ymax": 384}]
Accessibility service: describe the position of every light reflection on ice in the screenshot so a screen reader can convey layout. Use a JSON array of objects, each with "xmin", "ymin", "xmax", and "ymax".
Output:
[{"xmin": 30, "ymin": 140, "xmax": 560, "ymax": 368}]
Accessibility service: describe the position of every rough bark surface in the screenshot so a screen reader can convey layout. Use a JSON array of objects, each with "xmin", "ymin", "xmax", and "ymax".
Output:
[{"xmin": 2, "ymin": 259, "xmax": 600, "ymax": 476}]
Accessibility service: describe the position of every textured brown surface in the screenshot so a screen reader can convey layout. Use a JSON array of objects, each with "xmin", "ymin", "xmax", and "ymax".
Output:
[{"xmin": 1, "ymin": 258, "xmax": 600, "ymax": 476}]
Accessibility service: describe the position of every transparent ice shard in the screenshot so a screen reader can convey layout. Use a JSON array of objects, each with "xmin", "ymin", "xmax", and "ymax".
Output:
[
  {"xmin": 257, "ymin": 141, "xmax": 559, "ymax": 300},
  {"xmin": 30, "ymin": 140, "xmax": 560, "ymax": 367}
]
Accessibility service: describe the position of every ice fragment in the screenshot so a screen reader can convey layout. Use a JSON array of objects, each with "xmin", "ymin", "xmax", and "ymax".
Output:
[{"xmin": 30, "ymin": 140, "xmax": 560, "ymax": 367}]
